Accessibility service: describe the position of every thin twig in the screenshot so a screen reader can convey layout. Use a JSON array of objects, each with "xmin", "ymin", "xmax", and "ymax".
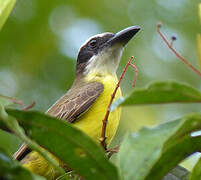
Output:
[
  {"xmin": 0, "ymin": 95, "xmax": 35, "ymax": 111},
  {"xmin": 157, "ymin": 23, "xmax": 201, "ymax": 77},
  {"xmin": 0, "ymin": 95, "xmax": 25, "ymax": 109},
  {"xmin": 129, "ymin": 61, "xmax": 138, "ymax": 87},
  {"xmin": 23, "ymin": 101, "xmax": 36, "ymax": 111},
  {"xmin": 106, "ymin": 145, "xmax": 119, "ymax": 159},
  {"xmin": 100, "ymin": 56, "xmax": 138, "ymax": 150}
]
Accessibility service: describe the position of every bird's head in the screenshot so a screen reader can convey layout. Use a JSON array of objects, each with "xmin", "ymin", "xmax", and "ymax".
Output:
[{"xmin": 76, "ymin": 26, "xmax": 140, "ymax": 76}]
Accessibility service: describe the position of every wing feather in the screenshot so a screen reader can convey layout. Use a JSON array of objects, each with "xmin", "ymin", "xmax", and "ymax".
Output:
[
  {"xmin": 14, "ymin": 81, "xmax": 104, "ymax": 160},
  {"xmin": 47, "ymin": 81, "xmax": 104, "ymax": 122}
]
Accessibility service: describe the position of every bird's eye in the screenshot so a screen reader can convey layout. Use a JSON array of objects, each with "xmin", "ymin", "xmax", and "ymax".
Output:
[{"xmin": 89, "ymin": 39, "xmax": 97, "ymax": 47}]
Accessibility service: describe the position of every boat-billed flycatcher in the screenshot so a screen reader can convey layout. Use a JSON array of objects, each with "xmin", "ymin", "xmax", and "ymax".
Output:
[{"xmin": 14, "ymin": 26, "xmax": 140, "ymax": 179}]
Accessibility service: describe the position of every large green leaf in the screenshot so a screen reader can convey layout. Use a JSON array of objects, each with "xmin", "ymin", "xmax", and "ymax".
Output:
[
  {"xmin": 0, "ymin": 104, "xmax": 65, "ymax": 177},
  {"xmin": 7, "ymin": 109, "xmax": 120, "ymax": 180},
  {"xmin": 0, "ymin": 129, "xmax": 21, "ymax": 156},
  {"xmin": 111, "ymin": 81, "xmax": 201, "ymax": 110},
  {"xmin": 0, "ymin": 0, "xmax": 16, "ymax": 30},
  {"xmin": 118, "ymin": 113, "xmax": 201, "ymax": 180}
]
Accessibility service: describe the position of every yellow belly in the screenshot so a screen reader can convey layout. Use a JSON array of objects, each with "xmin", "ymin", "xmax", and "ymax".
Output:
[
  {"xmin": 74, "ymin": 73, "xmax": 122, "ymax": 145},
  {"xmin": 21, "ymin": 74, "xmax": 121, "ymax": 179},
  {"xmin": 21, "ymin": 151, "xmax": 61, "ymax": 180}
]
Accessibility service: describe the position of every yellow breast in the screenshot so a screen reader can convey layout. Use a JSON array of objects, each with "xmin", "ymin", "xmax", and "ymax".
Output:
[
  {"xmin": 74, "ymin": 73, "xmax": 122, "ymax": 145},
  {"xmin": 21, "ymin": 73, "xmax": 122, "ymax": 179}
]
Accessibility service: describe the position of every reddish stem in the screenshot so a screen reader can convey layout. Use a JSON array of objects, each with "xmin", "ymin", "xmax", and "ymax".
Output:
[
  {"xmin": 157, "ymin": 25, "xmax": 201, "ymax": 77},
  {"xmin": 100, "ymin": 56, "xmax": 138, "ymax": 150},
  {"xmin": 129, "ymin": 62, "xmax": 138, "ymax": 87},
  {"xmin": 23, "ymin": 101, "xmax": 36, "ymax": 111},
  {"xmin": 106, "ymin": 145, "xmax": 120, "ymax": 159},
  {"xmin": 0, "ymin": 95, "xmax": 35, "ymax": 111},
  {"xmin": 0, "ymin": 95, "xmax": 25, "ymax": 109}
]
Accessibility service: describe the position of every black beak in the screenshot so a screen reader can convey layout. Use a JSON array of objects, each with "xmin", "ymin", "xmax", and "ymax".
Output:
[{"xmin": 108, "ymin": 26, "xmax": 141, "ymax": 46}]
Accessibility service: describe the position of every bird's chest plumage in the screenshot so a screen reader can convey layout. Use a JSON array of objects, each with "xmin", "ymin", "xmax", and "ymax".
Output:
[{"xmin": 74, "ymin": 74, "xmax": 122, "ymax": 145}]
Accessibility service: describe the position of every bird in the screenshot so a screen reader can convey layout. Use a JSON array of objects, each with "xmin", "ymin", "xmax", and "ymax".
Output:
[{"xmin": 14, "ymin": 26, "xmax": 140, "ymax": 179}]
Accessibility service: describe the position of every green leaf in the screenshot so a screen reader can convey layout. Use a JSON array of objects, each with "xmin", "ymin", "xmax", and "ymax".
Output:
[
  {"xmin": 7, "ymin": 109, "xmax": 120, "ymax": 180},
  {"xmin": 118, "ymin": 113, "xmax": 201, "ymax": 180},
  {"xmin": 111, "ymin": 81, "xmax": 201, "ymax": 110},
  {"xmin": 189, "ymin": 157, "xmax": 201, "ymax": 180},
  {"xmin": 0, "ymin": 129, "xmax": 22, "ymax": 156},
  {"xmin": 0, "ymin": 0, "xmax": 16, "ymax": 30},
  {"xmin": 0, "ymin": 95, "xmax": 17, "ymax": 129},
  {"xmin": 0, "ymin": 149, "xmax": 45, "ymax": 180},
  {"xmin": 0, "ymin": 104, "xmax": 65, "ymax": 178},
  {"xmin": 0, "ymin": 95, "xmax": 26, "ymax": 129},
  {"xmin": 0, "ymin": 105, "xmax": 65, "ymax": 177}
]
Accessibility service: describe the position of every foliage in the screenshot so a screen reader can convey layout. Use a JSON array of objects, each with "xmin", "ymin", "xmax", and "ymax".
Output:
[
  {"xmin": 0, "ymin": 1, "xmax": 201, "ymax": 180},
  {"xmin": 118, "ymin": 114, "xmax": 201, "ymax": 180},
  {"xmin": 0, "ymin": 0, "xmax": 16, "ymax": 30},
  {"xmin": 7, "ymin": 109, "xmax": 119, "ymax": 180},
  {"xmin": 0, "ymin": 148, "xmax": 45, "ymax": 180},
  {"xmin": 189, "ymin": 157, "xmax": 201, "ymax": 180},
  {"xmin": 2, "ymin": 81, "xmax": 201, "ymax": 180},
  {"xmin": 111, "ymin": 81, "xmax": 201, "ymax": 110},
  {"xmin": 2, "ymin": 79, "xmax": 201, "ymax": 180}
]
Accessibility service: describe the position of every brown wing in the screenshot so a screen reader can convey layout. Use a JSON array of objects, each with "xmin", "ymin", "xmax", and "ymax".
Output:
[
  {"xmin": 47, "ymin": 81, "xmax": 104, "ymax": 122},
  {"xmin": 14, "ymin": 81, "xmax": 104, "ymax": 160}
]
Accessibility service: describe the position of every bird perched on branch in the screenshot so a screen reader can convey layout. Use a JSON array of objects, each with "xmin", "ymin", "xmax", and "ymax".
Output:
[{"xmin": 14, "ymin": 26, "xmax": 140, "ymax": 179}]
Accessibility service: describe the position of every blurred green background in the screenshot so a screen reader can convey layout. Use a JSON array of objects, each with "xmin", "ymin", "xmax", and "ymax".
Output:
[{"xmin": 0, "ymin": 0, "xmax": 201, "ymax": 169}]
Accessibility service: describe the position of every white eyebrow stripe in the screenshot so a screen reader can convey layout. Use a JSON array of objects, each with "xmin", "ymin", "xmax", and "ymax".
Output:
[{"xmin": 79, "ymin": 32, "xmax": 113, "ymax": 51}]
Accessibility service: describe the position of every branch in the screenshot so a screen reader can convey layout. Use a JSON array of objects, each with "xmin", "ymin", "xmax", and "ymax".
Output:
[
  {"xmin": 100, "ymin": 56, "xmax": 138, "ymax": 150},
  {"xmin": 0, "ymin": 95, "xmax": 35, "ymax": 111},
  {"xmin": 157, "ymin": 23, "xmax": 201, "ymax": 77},
  {"xmin": 23, "ymin": 101, "xmax": 36, "ymax": 111},
  {"xmin": 106, "ymin": 145, "xmax": 119, "ymax": 159}
]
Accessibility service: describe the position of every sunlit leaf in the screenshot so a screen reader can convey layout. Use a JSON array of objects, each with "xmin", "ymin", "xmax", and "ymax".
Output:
[
  {"xmin": 111, "ymin": 81, "xmax": 201, "ymax": 111},
  {"xmin": 0, "ymin": 0, "xmax": 16, "ymax": 30},
  {"xmin": 189, "ymin": 157, "xmax": 201, "ymax": 180},
  {"xmin": 118, "ymin": 113, "xmax": 201, "ymax": 180},
  {"xmin": 7, "ymin": 109, "xmax": 120, "ymax": 180}
]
